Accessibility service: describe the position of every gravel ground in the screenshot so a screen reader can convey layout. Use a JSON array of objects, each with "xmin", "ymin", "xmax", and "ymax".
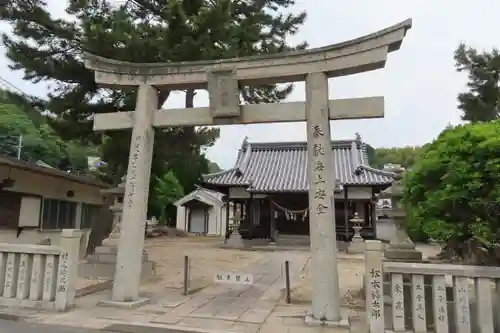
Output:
[{"xmin": 140, "ymin": 237, "xmax": 266, "ymax": 293}]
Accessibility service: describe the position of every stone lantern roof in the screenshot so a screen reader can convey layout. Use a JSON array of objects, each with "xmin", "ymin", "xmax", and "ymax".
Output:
[{"xmin": 100, "ymin": 176, "xmax": 126, "ymax": 196}]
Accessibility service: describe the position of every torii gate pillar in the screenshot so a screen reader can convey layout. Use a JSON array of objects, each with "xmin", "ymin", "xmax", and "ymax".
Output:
[
  {"xmin": 305, "ymin": 72, "xmax": 343, "ymax": 324},
  {"xmin": 84, "ymin": 19, "xmax": 412, "ymax": 324},
  {"xmin": 111, "ymin": 85, "xmax": 157, "ymax": 303}
]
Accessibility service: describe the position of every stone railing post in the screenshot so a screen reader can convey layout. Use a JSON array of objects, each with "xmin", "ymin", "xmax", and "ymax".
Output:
[
  {"xmin": 365, "ymin": 240, "xmax": 385, "ymax": 333},
  {"xmin": 55, "ymin": 229, "xmax": 82, "ymax": 311}
]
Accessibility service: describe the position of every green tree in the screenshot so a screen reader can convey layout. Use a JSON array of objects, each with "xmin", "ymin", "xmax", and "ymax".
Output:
[
  {"xmin": 153, "ymin": 171, "xmax": 184, "ymax": 224},
  {"xmin": 1, "ymin": 0, "xmax": 307, "ymax": 209},
  {"xmin": 0, "ymin": 96, "xmax": 94, "ymax": 171},
  {"xmin": 454, "ymin": 43, "xmax": 500, "ymax": 122},
  {"xmin": 208, "ymin": 161, "xmax": 222, "ymax": 173},
  {"xmin": 403, "ymin": 121, "xmax": 500, "ymax": 264},
  {"xmin": 367, "ymin": 146, "xmax": 424, "ymax": 169}
]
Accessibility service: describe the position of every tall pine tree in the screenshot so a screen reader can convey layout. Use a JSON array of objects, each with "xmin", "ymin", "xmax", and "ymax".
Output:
[
  {"xmin": 454, "ymin": 43, "xmax": 500, "ymax": 122},
  {"xmin": 0, "ymin": 0, "xmax": 307, "ymax": 204}
]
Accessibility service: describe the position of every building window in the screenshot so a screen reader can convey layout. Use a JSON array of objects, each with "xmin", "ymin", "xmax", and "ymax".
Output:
[
  {"xmin": 81, "ymin": 203, "xmax": 100, "ymax": 229},
  {"xmin": 41, "ymin": 199, "xmax": 77, "ymax": 230}
]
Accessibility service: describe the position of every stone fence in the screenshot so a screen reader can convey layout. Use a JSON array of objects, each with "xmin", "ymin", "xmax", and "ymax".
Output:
[
  {"xmin": 0, "ymin": 229, "xmax": 81, "ymax": 311},
  {"xmin": 365, "ymin": 240, "xmax": 500, "ymax": 333}
]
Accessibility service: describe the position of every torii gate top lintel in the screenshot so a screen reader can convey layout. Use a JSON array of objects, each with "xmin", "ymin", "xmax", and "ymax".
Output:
[{"xmin": 84, "ymin": 18, "xmax": 412, "ymax": 89}]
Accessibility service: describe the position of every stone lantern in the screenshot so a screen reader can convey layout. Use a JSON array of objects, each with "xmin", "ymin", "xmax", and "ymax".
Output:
[
  {"xmin": 80, "ymin": 176, "xmax": 155, "ymax": 280},
  {"xmin": 348, "ymin": 212, "xmax": 365, "ymax": 253},
  {"xmin": 226, "ymin": 209, "xmax": 245, "ymax": 248},
  {"xmin": 382, "ymin": 166, "xmax": 422, "ymax": 261},
  {"xmin": 101, "ymin": 176, "xmax": 126, "ymax": 245}
]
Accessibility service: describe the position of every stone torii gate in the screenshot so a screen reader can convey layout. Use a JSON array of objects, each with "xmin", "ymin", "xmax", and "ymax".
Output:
[{"xmin": 84, "ymin": 19, "xmax": 412, "ymax": 326}]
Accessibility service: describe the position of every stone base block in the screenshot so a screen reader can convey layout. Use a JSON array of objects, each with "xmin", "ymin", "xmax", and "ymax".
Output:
[
  {"xmin": 87, "ymin": 252, "xmax": 149, "ymax": 264},
  {"xmin": 305, "ymin": 312, "xmax": 350, "ymax": 329},
  {"xmin": 79, "ymin": 260, "xmax": 156, "ymax": 280},
  {"xmin": 94, "ymin": 245, "xmax": 118, "ymax": 254},
  {"xmin": 384, "ymin": 247, "xmax": 423, "ymax": 261},
  {"xmin": 225, "ymin": 234, "xmax": 245, "ymax": 248},
  {"xmin": 94, "ymin": 245, "xmax": 148, "ymax": 255},
  {"xmin": 347, "ymin": 240, "xmax": 365, "ymax": 254},
  {"xmin": 98, "ymin": 297, "xmax": 149, "ymax": 309}
]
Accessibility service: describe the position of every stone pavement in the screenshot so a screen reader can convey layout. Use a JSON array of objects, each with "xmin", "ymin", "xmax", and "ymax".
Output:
[{"xmin": 6, "ymin": 251, "xmax": 368, "ymax": 333}]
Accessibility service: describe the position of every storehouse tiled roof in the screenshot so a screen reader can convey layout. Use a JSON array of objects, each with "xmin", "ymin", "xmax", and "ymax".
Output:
[{"xmin": 202, "ymin": 139, "xmax": 394, "ymax": 192}]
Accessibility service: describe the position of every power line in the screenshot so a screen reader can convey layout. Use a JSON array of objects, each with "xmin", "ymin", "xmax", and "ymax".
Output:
[
  {"xmin": 0, "ymin": 133, "xmax": 23, "ymax": 159},
  {"xmin": 0, "ymin": 76, "xmax": 25, "ymax": 96}
]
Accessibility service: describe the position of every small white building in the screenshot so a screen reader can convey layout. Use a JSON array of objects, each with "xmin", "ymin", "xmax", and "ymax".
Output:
[
  {"xmin": 175, "ymin": 187, "xmax": 231, "ymax": 236},
  {"xmin": 0, "ymin": 154, "xmax": 108, "ymax": 255}
]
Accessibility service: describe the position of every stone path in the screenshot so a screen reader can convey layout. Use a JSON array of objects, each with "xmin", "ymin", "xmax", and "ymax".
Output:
[
  {"xmin": 151, "ymin": 252, "xmax": 308, "ymax": 326},
  {"xmin": 26, "ymin": 251, "xmax": 335, "ymax": 333}
]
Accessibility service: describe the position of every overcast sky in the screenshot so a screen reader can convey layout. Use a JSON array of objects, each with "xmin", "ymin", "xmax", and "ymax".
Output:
[{"xmin": 0, "ymin": 0, "xmax": 498, "ymax": 169}]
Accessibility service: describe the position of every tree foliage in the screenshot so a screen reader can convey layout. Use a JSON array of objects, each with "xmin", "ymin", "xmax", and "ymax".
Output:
[
  {"xmin": 208, "ymin": 161, "xmax": 222, "ymax": 173},
  {"xmin": 366, "ymin": 145, "xmax": 424, "ymax": 169},
  {"xmin": 404, "ymin": 121, "xmax": 500, "ymax": 264},
  {"xmin": 0, "ymin": 96, "xmax": 93, "ymax": 171},
  {"xmin": 153, "ymin": 170, "xmax": 184, "ymax": 224},
  {"xmin": 454, "ymin": 43, "xmax": 500, "ymax": 122},
  {"xmin": 0, "ymin": 0, "xmax": 307, "ymax": 209}
]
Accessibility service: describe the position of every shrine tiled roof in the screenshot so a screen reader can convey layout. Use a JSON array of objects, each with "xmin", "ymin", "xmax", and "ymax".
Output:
[{"xmin": 202, "ymin": 139, "xmax": 394, "ymax": 192}]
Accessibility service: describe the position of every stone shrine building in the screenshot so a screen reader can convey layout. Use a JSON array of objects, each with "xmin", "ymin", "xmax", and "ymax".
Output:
[{"xmin": 202, "ymin": 137, "xmax": 394, "ymax": 243}]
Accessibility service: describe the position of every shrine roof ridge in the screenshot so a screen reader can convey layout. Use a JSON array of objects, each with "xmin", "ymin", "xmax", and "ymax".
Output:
[
  {"xmin": 84, "ymin": 19, "xmax": 412, "ymax": 88},
  {"xmin": 202, "ymin": 139, "xmax": 394, "ymax": 192}
]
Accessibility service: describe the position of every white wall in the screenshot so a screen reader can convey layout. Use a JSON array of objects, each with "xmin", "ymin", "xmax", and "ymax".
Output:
[
  {"xmin": 229, "ymin": 187, "xmax": 267, "ymax": 199},
  {"xmin": 336, "ymin": 186, "xmax": 372, "ymax": 199},
  {"xmin": 175, "ymin": 200, "xmax": 228, "ymax": 237},
  {"xmin": 0, "ymin": 165, "xmax": 104, "ymax": 205},
  {"xmin": 18, "ymin": 197, "xmax": 42, "ymax": 227},
  {"xmin": 176, "ymin": 205, "xmax": 186, "ymax": 230},
  {"xmin": 208, "ymin": 207, "xmax": 218, "ymax": 235}
]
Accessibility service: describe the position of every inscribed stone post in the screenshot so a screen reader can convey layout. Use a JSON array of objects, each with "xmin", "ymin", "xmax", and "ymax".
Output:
[
  {"xmin": 364, "ymin": 240, "xmax": 385, "ymax": 332},
  {"xmin": 112, "ymin": 84, "xmax": 157, "ymax": 303},
  {"xmin": 3, "ymin": 252, "xmax": 19, "ymax": 298},
  {"xmin": 305, "ymin": 72, "xmax": 341, "ymax": 323},
  {"xmin": 16, "ymin": 253, "xmax": 32, "ymax": 300},
  {"xmin": 55, "ymin": 229, "xmax": 82, "ymax": 311},
  {"xmin": 29, "ymin": 254, "xmax": 45, "ymax": 301}
]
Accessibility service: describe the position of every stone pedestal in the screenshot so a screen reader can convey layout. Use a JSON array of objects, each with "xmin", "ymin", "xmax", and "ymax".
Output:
[
  {"xmin": 225, "ymin": 225, "xmax": 244, "ymax": 248},
  {"xmin": 381, "ymin": 166, "xmax": 422, "ymax": 262},
  {"xmin": 79, "ymin": 244, "xmax": 155, "ymax": 280},
  {"xmin": 384, "ymin": 222, "xmax": 422, "ymax": 262}
]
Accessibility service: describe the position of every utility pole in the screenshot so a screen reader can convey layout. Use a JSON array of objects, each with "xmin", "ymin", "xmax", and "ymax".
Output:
[{"xmin": 16, "ymin": 135, "xmax": 23, "ymax": 160}]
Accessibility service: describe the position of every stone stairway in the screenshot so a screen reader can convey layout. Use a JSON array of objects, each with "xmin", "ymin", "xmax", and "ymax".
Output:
[{"xmin": 276, "ymin": 234, "xmax": 310, "ymax": 246}]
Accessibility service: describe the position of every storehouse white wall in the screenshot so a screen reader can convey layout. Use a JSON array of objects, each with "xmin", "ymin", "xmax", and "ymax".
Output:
[{"xmin": 174, "ymin": 188, "xmax": 229, "ymax": 236}]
